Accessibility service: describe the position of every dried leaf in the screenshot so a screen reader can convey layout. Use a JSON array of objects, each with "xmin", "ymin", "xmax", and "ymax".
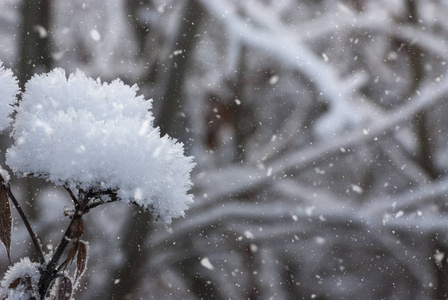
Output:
[
  {"xmin": 0, "ymin": 184, "xmax": 12, "ymax": 263},
  {"xmin": 75, "ymin": 240, "xmax": 88, "ymax": 282},
  {"xmin": 60, "ymin": 241, "xmax": 79, "ymax": 271},
  {"xmin": 8, "ymin": 275, "xmax": 35, "ymax": 299},
  {"xmin": 56, "ymin": 276, "xmax": 72, "ymax": 300},
  {"xmin": 68, "ymin": 218, "xmax": 84, "ymax": 239},
  {"xmin": 8, "ymin": 277, "xmax": 21, "ymax": 289}
]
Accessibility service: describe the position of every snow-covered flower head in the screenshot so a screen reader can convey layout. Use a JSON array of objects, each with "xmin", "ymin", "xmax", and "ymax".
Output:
[
  {"xmin": 6, "ymin": 69, "xmax": 194, "ymax": 223},
  {"xmin": 0, "ymin": 62, "xmax": 19, "ymax": 131},
  {"xmin": 0, "ymin": 257, "xmax": 40, "ymax": 299}
]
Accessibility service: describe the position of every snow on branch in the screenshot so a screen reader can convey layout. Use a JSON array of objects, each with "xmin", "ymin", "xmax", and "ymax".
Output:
[
  {"xmin": 271, "ymin": 75, "xmax": 448, "ymax": 176},
  {"xmin": 194, "ymin": 73, "xmax": 448, "ymax": 210},
  {"xmin": 6, "ymin": 68, "xmax": 195, "ymax": 223},
  {"xmin": 199, "ymin": 0, "xmax": 387, "ymax": 137}
]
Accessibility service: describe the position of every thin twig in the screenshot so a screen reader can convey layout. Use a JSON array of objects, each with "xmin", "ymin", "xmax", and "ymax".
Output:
[
  {"xmin": 64, "ymin": 186, "xmax": 79, "ymax": 206},
  {"xmin": 87, "ymin": 189, "xmax": 118, "ymax": 209},
  {"xmin": 38, "ymin": 191, "xmax": 90, "ymax": 298},
  {"xmin": 87, "ymin": 198, "xmax": 118, "ymax": 210},
  {"xmin": 0, "ymin": 174, "xmax": 46, "ymax": 265}
]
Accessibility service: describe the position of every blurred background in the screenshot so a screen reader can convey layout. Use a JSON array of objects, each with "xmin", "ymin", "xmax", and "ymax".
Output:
[{"xmin": 1, "ymin": 0, "xmax": 448, "ymax": 299}]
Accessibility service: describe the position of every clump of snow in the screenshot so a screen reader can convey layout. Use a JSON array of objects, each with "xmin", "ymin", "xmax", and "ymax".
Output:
[
  {"xmin": 0, "ymin": 61, "xmax": 19, "ymax": 131},
  {"xmin": 0, "ymin": 166, "xmax": 10, "ymax": 184},
  {"xmin": 0, "ymin": 257, "xmax": 40, "ymax": 300},
  {"xmin": 395, "ymin": 210, "xmax": 404, "ymax": 218},
  {"xmin": 90, "ymin": 29, "xmax": 101, "ymax": 41},
  {"xmin": 350, "ymin": 184, "xmax": 363, "ymax": 194},
  {"xmin": 6, "ymin": 68, "xmax": 195, "ymax": 223},
  {"xmin": 200, "ymin": 257, "xmax": 215, "ymax": 270}
]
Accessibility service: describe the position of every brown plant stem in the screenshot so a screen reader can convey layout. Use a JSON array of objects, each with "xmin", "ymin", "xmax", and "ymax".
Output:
[
  {"xmin": 64, "ymin": 186, "xmax": 79, "ymax": 206},
  {"xmin": 0, "ymin": 174, "xmax": 45, "ymax": 265},
  {"xmin": 38, "ymin": 190, "xmax": 90, "ymax": 299}
]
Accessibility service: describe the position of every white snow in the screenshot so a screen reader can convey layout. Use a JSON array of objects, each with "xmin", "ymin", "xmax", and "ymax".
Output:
[
  {"xmin": 172, "ymin": 49, "xmax": 183, "ymax": 56},
  {"xmin": 6, "ymin": 68, "xmax": 195, "ymax": 223},
  {"xmin": 351, "ymin": 184, "xmax": 364, "ymax": 194},
  {"xmin": 0, "ymin": 257, "xmax": 40, "ymax": 300},
  {"xmin": 33, "ymin": 25, "xmax": 48, "ymax": 38},
  {"xmin": 0, "ymin": 61, "xmax": 19, "ymax": 131},
  {"xmin": 434, "ymin": 250, "xmax": 445, "ymax": 267},
  {"xmin": 315, "ymin": 236, "xmax": 326, "ymax": 245},
  {"xmin": 249, "ymin": 243, "xmax": 258, "ymax": 253},
  {"xmin": 90, "ymin": 29, "xmax": 101, "ymax": 41},
  {"xmin": 244, "ymin": 230, "xmax": 254, "ymax": 239},
  {"xmin": 395, "ymin": 210, "xmax": 404, "ymax": 218},
  {"xmin": 268, "ymin": 74, "xmax": 279, "ymax": 85},
  {"xmin": 200, "ymin": 257, "xmax": 215, "ymax": 270},
  {"xmin": 0, "ymin": 166, "xmax": 10, "ymax": 183},
  {"xmin": 305, "ymin": 206, "xmax": 316, "ymax": 217}
]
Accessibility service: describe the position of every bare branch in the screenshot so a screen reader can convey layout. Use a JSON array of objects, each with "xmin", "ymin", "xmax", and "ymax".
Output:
[
  {"xmin": 38, "ymin": 193, "xmax": 90, "ymax": 298},
  {"xmin": 0, "ymin": 174, "xmax": 45, "ymax": 265},
  {"xmin": 64, "ymin": 186, "xmax": 79, "ymax": 206}
]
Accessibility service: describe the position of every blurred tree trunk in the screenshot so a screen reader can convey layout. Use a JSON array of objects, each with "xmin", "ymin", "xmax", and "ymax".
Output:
[
  {"xmin": 153, "ymin": 0, "xmax": 203, "ymax": 141},
  {"xmin": 402, "ymin": 0, "xmax": 447, "ymax": 297},
  {"xmin": 125, "ymin": 0, "xmax": 153, "ymax": 58},
  {"xmin": 403, "ymin": 0, "xmax": 439, "ymax": 180},
  {"xmin": 106, "ymin": 1, "xmax": 203, "ymax": 298},
  {"xmin": 16, "ymin": 0, "xmax": 53, "ymax": 260},
  {"xmin": 17, "ymin": 0, "xmax": 52, "ymax": 88}
]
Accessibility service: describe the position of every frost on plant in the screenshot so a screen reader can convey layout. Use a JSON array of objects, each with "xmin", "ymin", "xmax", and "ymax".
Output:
[
  {"xmin": 0, "ymin": 257, "xmax": 40, "ymax": 300},
  {"xmin": 0, "ymin": 66, "xmax": 195, "ymax": 298},
  {"xmin": 0, "ymin": 62, "xmax": 19, "ymax": 131},
  {"xmin": 6, "ymin": 68, "xmax": 195, "ymax": 223}
]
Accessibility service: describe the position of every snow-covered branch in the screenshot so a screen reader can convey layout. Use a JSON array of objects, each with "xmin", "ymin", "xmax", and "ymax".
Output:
[{"xmin": 0, "ymin": 65, "xmax": 195, "ymax": 299}]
